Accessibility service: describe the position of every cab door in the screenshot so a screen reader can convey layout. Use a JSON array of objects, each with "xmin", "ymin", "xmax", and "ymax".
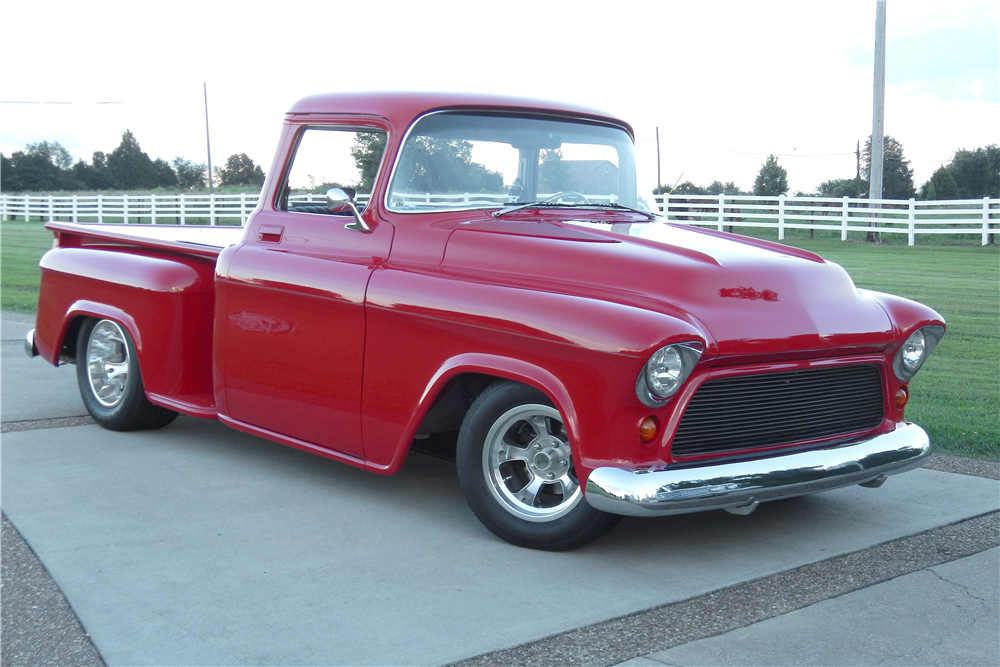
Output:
[{"xmin": 220, "ymin": 125, "xmax": 390, "ymax": 458}]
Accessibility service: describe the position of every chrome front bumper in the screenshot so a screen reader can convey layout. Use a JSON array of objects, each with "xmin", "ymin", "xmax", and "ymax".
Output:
[
  {"xmin": 584, "ymin": 423, "xmax": 931, "ymax": 517},
  {"xmin": 25, "ymin": 328, "xmax": 38, "ymax": 358}
]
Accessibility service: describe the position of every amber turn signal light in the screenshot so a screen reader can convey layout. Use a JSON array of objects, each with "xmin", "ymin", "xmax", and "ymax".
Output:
[
  {"xmin": 895, "ymin": 386, "xmax": 909, "ymax": 409},
  {"xmin": 639, "ymin": 416, "xmax": 658, "ymax": 443}
]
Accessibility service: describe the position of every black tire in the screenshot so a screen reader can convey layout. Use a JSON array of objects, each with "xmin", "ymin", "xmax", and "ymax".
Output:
[
  {"xmin": 456, "ymin": 380, "xmax": 622, "ymax": 550},
  {"xmin": 76, "ymin": 318, "xmax": 178, "ymax": 431}
]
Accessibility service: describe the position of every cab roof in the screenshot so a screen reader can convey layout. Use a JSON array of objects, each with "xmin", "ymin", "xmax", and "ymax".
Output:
[{"xmin": 286, "ymin": 91, "xmax": 634, "ymax": 138}]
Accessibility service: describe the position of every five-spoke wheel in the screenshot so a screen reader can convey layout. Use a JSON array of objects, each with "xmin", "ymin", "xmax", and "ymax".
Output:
[
  {"xmin": 457, "ymin": 380, "xmax": 621, "ymax": 550},
  {"xmin": 481, "ymin": 403, "xmax": 582, "ymax": 522}
]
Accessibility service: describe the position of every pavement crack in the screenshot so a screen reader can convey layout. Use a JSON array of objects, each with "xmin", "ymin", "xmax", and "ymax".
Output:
[{"xmin": 927, "ymin": 566, "xmax": 991, "ymax": 607}]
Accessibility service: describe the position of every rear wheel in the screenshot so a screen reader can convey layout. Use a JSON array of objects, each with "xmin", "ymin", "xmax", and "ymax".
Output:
[
  {"xmin": 76, "ymin": 318, "xmax": 177, "ymax": 431},
  {"xmin": 456, "ymin": 381, "xmax": 621, "ymax": 550}
]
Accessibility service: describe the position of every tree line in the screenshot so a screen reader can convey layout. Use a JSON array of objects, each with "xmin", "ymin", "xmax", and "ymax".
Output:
[
  {"xmin": 4, "ymin": 131, "xmax": 996, "ymax": 202},
  {"xmin": 655, "ymin": 138, "xmax": 998, "ymax": 201},
  {"xmin": 1, "ymin": 130, "xmax": 266, "ymax": 192}
]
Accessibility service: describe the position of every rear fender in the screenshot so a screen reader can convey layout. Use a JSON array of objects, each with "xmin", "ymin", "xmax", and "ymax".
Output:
[{"xmin": 35, "ymin": 246, "xmax": 216, "ymax": 398}]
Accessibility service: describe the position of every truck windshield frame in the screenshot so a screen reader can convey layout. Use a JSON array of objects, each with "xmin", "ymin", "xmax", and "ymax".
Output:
[{"xmin": 385, "ymin": 111, "xmax": 639, "ymax": 214}]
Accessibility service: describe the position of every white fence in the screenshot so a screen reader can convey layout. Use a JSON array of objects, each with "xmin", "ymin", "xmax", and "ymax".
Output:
[
  {"xmin": 2, "ymin": 192, "xmax": 997, "ymax": 245},
  {"xmin": 655, "ymin": 194, "xmax": 999, "ymax": 246}
]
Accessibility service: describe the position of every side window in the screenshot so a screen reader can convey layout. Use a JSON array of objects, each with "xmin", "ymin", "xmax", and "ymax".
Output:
[{"xmin": 280, "ymin": 127, "xmax": 386, "ymax": 214}]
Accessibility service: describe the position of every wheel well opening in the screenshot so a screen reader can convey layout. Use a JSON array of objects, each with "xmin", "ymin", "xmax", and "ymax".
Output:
[
  {"xmin": 410, "ymin": 373, "xmax": 495, "ymax": 461},
  {"xmin": 59, "ymin": 316, "xmax": 87, "ymax": 364}
]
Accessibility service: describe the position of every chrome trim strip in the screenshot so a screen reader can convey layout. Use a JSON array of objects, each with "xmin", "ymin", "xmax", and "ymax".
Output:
[
  {"xmin": 24, "ymin": 328, "xmax": 38, "ymax": 358},
  {"xmin": 584, "ymin": 423, "xmax": 931, "ymax": 517}
]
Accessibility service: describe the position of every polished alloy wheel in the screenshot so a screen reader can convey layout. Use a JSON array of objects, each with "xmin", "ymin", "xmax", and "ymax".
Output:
[
  {"xmin": 86, "ymin": 320, "xmax": 130, "ymax": 408},
  {"xmin": 481, "ymin": 403, "xmax": 582, "ymax": 522}
]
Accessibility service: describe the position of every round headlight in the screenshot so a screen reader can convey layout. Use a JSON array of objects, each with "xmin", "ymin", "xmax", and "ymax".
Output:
[
  {"xmin": 893, "ymin": 325, "xmax": 943, "ymax": 382},
  {"xmin": 647, "ymin": 346, "xmax": 684, "ymax": 398},
  {"xmin": 637, "ymin": 342, "xmax": 704, "ymax": 407},
  {"xmin": 900, "ymin": 329, "xmax": 926, "ymax": 373}
]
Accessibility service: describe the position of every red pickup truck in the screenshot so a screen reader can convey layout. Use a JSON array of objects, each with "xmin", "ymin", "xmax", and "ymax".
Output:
[{"xmin": 27, "ymin": 92, "xmax": 944, "ymax": 550}]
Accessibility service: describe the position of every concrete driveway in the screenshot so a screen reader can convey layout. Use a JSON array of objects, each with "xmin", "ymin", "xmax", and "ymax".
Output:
[{"xmin": 2, "ymin": 312, "xmax": 997, "ymax": 666}]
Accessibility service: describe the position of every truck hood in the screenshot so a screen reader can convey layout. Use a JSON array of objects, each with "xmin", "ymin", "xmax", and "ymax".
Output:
[{"xmin": 442, "ymin": 216, "xmax": 894, "ymax": 359}]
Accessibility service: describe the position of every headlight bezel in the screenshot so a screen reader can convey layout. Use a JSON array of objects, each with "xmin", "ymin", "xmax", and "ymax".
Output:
[
  {"xmin": 893, "ymin": 325, "xmax": 945, "ymax": 382},
  {"xmin": 636, "ymin": 342, "xmax": 703, "ymax": 408}
]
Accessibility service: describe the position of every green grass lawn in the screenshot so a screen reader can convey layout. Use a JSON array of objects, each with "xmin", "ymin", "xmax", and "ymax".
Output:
[
  {"xmin": 1, "ymin": 220, "xmax": 55, "ymax": 313},
  {"xmin": 3, "ymin": 219, "xmax": 997, "ymax": 459}
]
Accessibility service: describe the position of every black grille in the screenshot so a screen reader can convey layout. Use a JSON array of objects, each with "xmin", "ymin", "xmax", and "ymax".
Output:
[{"xmin": 671, "ymin": 365, "xmax": 884, "ymax": 458}]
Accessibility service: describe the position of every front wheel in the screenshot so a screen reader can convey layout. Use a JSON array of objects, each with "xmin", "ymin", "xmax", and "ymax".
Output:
[
  {"xmin": 456, "ymin": 381, "xmax": 621, "ymax": 550},
  {"xmin": 76, "ymin": 318, "xmax": 177, "ymax": 431}
]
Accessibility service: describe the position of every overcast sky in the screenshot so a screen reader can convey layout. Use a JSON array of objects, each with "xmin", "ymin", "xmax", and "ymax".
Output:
[{"xmin": 2, "ymin": 0, "xmax": 997, "ymax": 195}]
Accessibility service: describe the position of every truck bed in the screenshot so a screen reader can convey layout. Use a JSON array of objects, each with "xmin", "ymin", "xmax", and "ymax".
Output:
[{"xmin": 45, "ymin": 222, "xmax": 245, "ymax": 258}]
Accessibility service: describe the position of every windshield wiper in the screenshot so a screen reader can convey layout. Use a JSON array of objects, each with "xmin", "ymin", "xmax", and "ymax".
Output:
[
  {"xmin": 493, "ymin": 202, "xmax": 569, "ymax": 217},
  {"xmin": 581, "ymin": 203, "xmax": 657, "ymax": 220},
  {"xmin": 493, "ymin": 201, "xmax": 656, "ymax": 220}
]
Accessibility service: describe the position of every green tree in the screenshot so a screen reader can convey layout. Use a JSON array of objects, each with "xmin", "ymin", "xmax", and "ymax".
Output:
[
  {"xmin": 538, "ymin": 149, "xmax": 572, "ymax": 193},
  {"xmin": 218, "ymin": 153, "xmax": 265, "ymax": 188},
  {"xmin": 706, "ymin": 180, "xmax": 747, "ymax": 195},
  {"xmin": 942, "ymin": 146, "xmax": 999, "ymax": 199},
  {"xmin": 928, "ymin": 165, "xmax": 960, "ymax": 200},
  {"xmin": 152, "ymin": 158, "xmax": 178, "ymax": 189},
  {"xmin": 0, "ymin": 141, "xmax": 80, "ymax": 191},
  {"xmin": 862, "ymin": 135, "xmax": 915, "ymax": 200},
  {"xmin": 918, "ymin": 180, "xmax": 937, "ymax": 201},
  {"xmin": 107, "ymin": 130, "xmax": 158, "ymax": 190},
  {"xmin": 172, "ymin": 157, "xmax": 206, "ymax": 190},
  {"xmin": 350, "ymin": 132, "xmax": 387, "ymax": 193},
  {"xmin": 395, "ymin": 137, "xmax": 504, "ymax": 194},
  {"xmin": 816, "ymin": 177, "xmax": 867, "ymax": 198},
  {"xmin": 753, "ymin": 155, "xmax": 788, "ymax": 196},
  {"xmin": 655, "ymin": 181, "xmax": 708, "ymax": 195}
]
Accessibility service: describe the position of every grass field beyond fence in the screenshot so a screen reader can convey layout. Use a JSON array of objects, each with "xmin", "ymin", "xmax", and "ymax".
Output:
[{"xmin": 2, "ymin": 220, "xmax": 997, "ymax": 460}]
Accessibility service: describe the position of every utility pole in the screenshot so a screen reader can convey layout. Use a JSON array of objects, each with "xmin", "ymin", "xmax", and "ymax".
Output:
[
  {"xmin": 204, "ymin": 82, "xmax": 214, "ymax": 193},
  {"xmin": 655, "ymin": 126, "xmax": 661, "ymax": 190},
  {"xmin": 868, "ymin": 0, "xmax": 886, "ymax": 242},
  {"xmin": 856, "ymin": 140, "xmax": 862, "ymax": 197}
]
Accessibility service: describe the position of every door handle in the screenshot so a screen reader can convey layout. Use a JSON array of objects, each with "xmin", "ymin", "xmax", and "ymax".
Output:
[{"xmin": 258, "ymin": 224, "xmax": 284, "ymax": 244}]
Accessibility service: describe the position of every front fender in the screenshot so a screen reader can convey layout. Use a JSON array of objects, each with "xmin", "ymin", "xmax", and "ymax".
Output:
[
  {"xmin": 860, "ymin": 289, "xmax": 946, "ymax": 342},
  {"xmin": 361, "ymin": 266, "xmax": 710, "ymax": 474},
  {"xmin": 365, "ymin": 353, "xmax": 579, "ymax": 475}
]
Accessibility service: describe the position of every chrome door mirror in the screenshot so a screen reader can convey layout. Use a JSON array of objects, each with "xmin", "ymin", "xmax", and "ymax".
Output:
[{"xmin": 326, "ymin": 188, "xmax": 370, "ymax": 233}]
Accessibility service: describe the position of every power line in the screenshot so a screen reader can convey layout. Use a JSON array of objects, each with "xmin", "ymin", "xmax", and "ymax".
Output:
[{"xmin": 0, "ymin": 100, "xmax": 122, "ymax": 104}]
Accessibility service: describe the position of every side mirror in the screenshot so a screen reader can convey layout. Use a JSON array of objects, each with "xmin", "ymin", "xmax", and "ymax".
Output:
[{"xmin": 326, "ymin": 188, "xmax": 370, "ymax": 233}]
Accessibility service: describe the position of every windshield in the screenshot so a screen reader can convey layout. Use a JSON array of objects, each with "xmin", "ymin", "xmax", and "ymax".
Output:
[{"xmin": 386, "ymin": 112, "xmax": 641, "ymax": 213}]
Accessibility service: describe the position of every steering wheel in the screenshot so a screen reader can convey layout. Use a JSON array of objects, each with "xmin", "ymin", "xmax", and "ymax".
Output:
[{"xmin": 543, "ymin": 191, "xmax": 590, "ymax": 204}]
